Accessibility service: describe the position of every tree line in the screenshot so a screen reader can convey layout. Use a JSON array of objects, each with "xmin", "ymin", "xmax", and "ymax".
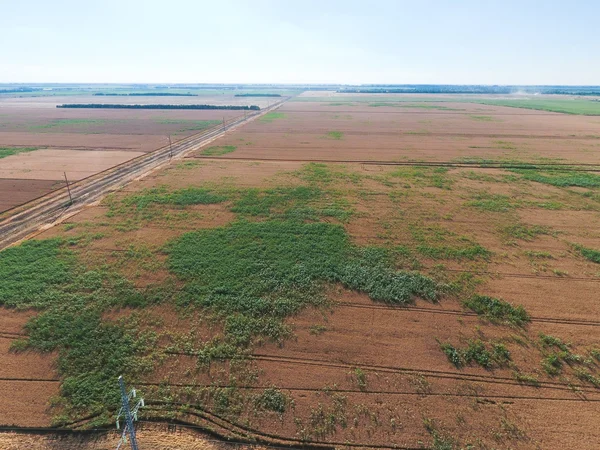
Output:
[
  {"xmin": 93, "ymin": 93, "xmax": 196, "ymax": 97},
  {"xmin": 57, "ymin": 104, "xmax": 261, "ymax": 110},
  {"xmin": 234, "ymin": 93, "xmax": 282, "ymax": 97}
]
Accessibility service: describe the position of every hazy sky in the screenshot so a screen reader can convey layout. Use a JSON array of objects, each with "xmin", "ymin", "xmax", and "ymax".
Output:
[{"xmin": 1, "ymin": 0, "xmax": 598, "ymax": 84}]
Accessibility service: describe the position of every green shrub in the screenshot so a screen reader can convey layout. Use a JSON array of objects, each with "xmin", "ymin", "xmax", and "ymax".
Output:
[
  {"xmin": 574, "ymin": 244, "xmax": 600, "ymax": 264},
  {"xmin": 255, "ymin": 387, "xmax": 288, "ymax": 413}
]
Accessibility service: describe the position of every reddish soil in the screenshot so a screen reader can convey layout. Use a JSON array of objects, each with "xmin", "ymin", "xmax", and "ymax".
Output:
[
  {"xmin": 0, "ymin": 308, "xmax": 58, "ymax": 427},
  {"xmin": 0, "ymin": 179, "xmax": 65, "ymax": 213}
]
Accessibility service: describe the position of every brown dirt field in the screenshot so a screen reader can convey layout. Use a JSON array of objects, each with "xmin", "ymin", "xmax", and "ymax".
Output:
[
  {"xmin": 0, "ymin": 132, "xmax": 165, "ymax": 152},
  {"xmin": 0, "ymin": 308, "xmax": 58, "ymax": 427},
  {"xmin": 195, "ymin": 101, "xmax": 600, "ymax": 164},
  {"xmin": 0, "ymin": 149, "xmax": 146, "ymax": 181},
  {"xmin": 0, "ymin": 179, "xmax": 65, "ymax": 213},
  {"xmin": 5, "ymin": 94, "xmax": 600, "ymax": 448}
]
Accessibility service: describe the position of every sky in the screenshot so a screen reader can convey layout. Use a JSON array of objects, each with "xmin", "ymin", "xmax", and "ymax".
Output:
[{"xmin": 1, "ymin": 0, "xmax": 599, "ymax": 85}]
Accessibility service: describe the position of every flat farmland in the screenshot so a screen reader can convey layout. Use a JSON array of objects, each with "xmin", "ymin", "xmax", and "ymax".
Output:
[
  {"xmin": 0, "ymin": 92, "xmax": 270, "ymax": 212},
  {"xmin": 200, "ymin": 98, "xmax": 600, "ymax": 164},
  {"xmin": 2, "ymin": 93, "xmax": 600, "ymax": 449}
]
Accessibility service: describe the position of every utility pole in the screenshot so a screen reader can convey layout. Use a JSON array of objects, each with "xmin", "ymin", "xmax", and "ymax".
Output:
[
  {"xmin": 168, "ymin": 135, "xmax": 173, "ymax": 160},
  {"xmin": 116, "ymin": 375, "xmax": 144, "ymax": 450},
  {"xmin": 63, "ymin": 172, "xmax": 73, "ymax": 205}
]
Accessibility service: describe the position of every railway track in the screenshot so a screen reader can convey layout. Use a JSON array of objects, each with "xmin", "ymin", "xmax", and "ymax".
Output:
[{"xmin": 0, "ymin": 100, "xmax": 287, "ymax": 250}]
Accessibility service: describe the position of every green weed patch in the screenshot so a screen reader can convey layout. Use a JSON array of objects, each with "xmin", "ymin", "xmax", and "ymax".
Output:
[
  {"xmin": 410, "ymin": 224, "xmax": 491, "ymax": 261},
  {"xmin": 200, "ymin": 145, "xmax": 237, "ymax": 156},
  {"xmin": 326, "ymin": 131, "xmax": 344, "ymax": 140},
  {"xmin": 231, "ymin": 186, "xmax": 352, "ymax": 221},
  {"xmin": 388, "ymin": 167, "xmax": 453, "ymax": 189},
  {"xmin": 511, "ymin": 169, "xmax": 600, "ymax": 188},
  {"xmin": 500, "ymin": 223, "xmax": 552, "ymax": 242},
  {"xmin": 466, "ymin": 192, "xmax": 517, "ymax": 212},
  {"xmin": 259, "ymin": 112, "xmax": 285, "ymax": 123},
  {"xmin": 440, "ymin": 340, "xmax": 511, "ymax": 369},
  {"xmin": 0, "ymin": 239, "xmax": 159, "ymax": 422},
  {"xmin": 463, "ymin": 295, "xmax": 530, "ymax": 326},
  {"xmin": 574, "ymin": 244, "xmax": 600, "ymax": 263},
  {"xmin": 167, "ymin": 220, "xmax": 438, "ymax": 352},
  {"xmin": 120, "ymin": 186, "xmax": 227, "ymax": 210},
  {"xmin": 0, "ymin": 147, "xmax": 38, "ymax": 159},
  {"xmin": 294, "ymin": 163, "xmax": 362, "ymax": 185}
]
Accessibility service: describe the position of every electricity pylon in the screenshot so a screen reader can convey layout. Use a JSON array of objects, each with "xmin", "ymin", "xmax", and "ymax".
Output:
[{"xmin": 116, "ymin": 375, "xmax": 144, "ymax": 450}]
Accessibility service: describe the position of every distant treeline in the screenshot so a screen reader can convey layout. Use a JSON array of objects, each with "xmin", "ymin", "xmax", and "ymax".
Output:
[
  {"xmin": 0, "ymin": 88, "xmax": 38, "ymax": 94},
  {"xmin": 93, "ymin": 92, "xmax": 196, "ymax": 97},
  {"xmin": 57, "ymin": 104, "xmax": 260, "ymax": 110},
  {"xmin": 338, "ymin": 85, "xmax": 600, "ymax": 95},
  {"xmin": 234, "ymin": 93, "xmax": 282, "ymax": 97}
]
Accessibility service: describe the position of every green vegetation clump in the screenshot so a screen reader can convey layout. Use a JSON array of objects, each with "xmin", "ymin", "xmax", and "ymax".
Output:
[
  {"xmin": 200, "ymin": 145, "xmax": 237, "ymax": 156},
  {"xmin": 463, "ymin": 295, "xmax": 530, "ymax": 326},
  {"xmin": 511, "ymin": 169, "xmax": 600, "ymax": 188},
  {"xmin": 500, "ymin": 223, "xmax": 552, "ymax": 242},
  {"xmin": 439, "ymin": 340, "xmax": 511, "ymax": 369},
  {"xmin": 254, "ymin": 387, "xmax": 289, "ymax": 413},
  {"xmin": 388, "ymin": 166, "xmax": 453, "ymax": 189},
  {"xmin": 294, "ymin": 163, "xmax": 362, "ymax": 185},
  {"xmin": 167, "ymin": 221, "xmax": 438, "ymax": 349},
  {"xmin": 120, "ymin": 186, "xmax": 227, "ymax": 209},
  {"xmin": 574, "ymin": 244, "xmax": 600, "ymax": 263},
  {"xmin": 466, "ymin": 192, "xmax": 517, "ymax": 212},
  {"xmin": 0, "ymin": 239, "xmax": 72, "ymax": 308},
  {"xmin": 0, "ymin": 147, "xmax": 38, "ymax": 159},
  {"xmin": 469, "ymin": 115, "xmax": 496, "ymax": 122},
  {"xmin": 410, "ymin": 224, "xmax": 491, "ymax": 261},
  {"xmin": 259, "ymin": 112, "xmax": 285, "ymax": 123},
  {"xmin": 326, "ymin": 131, "xmax": 344, "ymax": 140},
  {"xmin": 231, "ymin": 186, "xmax": 352, "ymax": 221},
  {"xmin": 0, "ymin": 239, "xmax": 158, "ymax": 421},
  {"xmin": 539, "ymin": 333, "xmax": 570, "ymax": 352}
]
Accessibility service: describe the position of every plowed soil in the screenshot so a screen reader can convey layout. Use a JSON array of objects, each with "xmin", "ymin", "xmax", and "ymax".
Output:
[{"xmin": 4, "ymin": 93, "xmax": 600, "ymax": 448}]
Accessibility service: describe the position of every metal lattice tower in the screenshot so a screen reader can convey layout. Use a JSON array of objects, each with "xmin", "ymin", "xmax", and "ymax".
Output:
[{"xmin": 116, "ymin": 375, "xmax": 144, "ymax": 450}]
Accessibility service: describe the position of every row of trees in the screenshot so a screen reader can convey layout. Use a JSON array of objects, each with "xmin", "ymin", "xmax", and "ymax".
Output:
[
  {"xmin": 338, "ymin": 85, "xmax": 600, "ymax": 95},
  {"xmin": 93, "ymin": 93, "xmax": 196, "ymax": 97},
  {"xmin": 57, "ymin": 104, "xmax": 261, "ymax": 110},
  {"xmin": 234, "ymin": 93, "xmax": 282, "ymax": 97}
]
